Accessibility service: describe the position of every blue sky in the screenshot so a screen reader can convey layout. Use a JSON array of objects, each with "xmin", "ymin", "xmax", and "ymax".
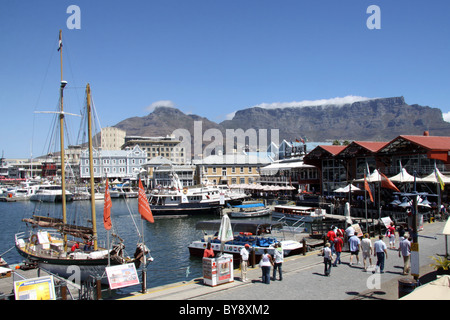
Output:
[{"xmin": 2, "ymin": 0, "xmax": 450, "ymax": 158}]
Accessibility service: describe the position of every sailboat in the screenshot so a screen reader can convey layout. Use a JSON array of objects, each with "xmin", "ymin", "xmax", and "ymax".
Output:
[{"xmin": 14, "ymin": 31, "xmax": 153, "ymax": 283}]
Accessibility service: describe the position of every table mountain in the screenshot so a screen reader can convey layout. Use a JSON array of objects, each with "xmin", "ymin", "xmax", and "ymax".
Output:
[{"xmin": 114, "ymin": 97, "xmax": 450, "ymax": 144}]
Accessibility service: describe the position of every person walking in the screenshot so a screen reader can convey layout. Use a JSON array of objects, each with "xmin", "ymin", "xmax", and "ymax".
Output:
[
  {"xmin": 322, "ymin": 242, "xmax": 333, "ymax": 276},
  {"xmin": 374, "ymin": 235, "xmax": 388, "ymax": 273},
  {"xmin": 361, "ymin": 233, "xmax": 373, "ymax": 271},
  {"xmin": 326, "ymin": 226, "xmax": 336, "ymax": 253},
  {"xmin": 387, "ymin": 221, "xmax": 396, "ymax": 249},
  {"xmin": 332, "ymin": 235, "xmax": 343, "ymax": 267},
  {"xmin": 398, "ymin": 235, "xmax": 411, "ymax": 275},
  {"xmin": 260, "ymin": 249, "xmax": 274, "ymax": 284},
  {"xmin": 348, "ymin": 233, "xmax": 361, "ymax": 265},
  {"xmin": 240, "ymin": 244, "xmax": 250, "ymax": 282},
  {"xmin": 272, "ymin": 243, "xmax": 284, "ymax": 281}
]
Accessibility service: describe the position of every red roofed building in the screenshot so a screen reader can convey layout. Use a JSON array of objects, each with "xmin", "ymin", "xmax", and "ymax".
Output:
[{"xmin": 304, "ymin": 132, "xmax": 450, "ymax": 195}]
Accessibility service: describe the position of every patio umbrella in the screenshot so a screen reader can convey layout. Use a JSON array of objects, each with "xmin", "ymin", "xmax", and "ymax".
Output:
[
  {"xmin": 217, "ymin": 212, "xmax": 234, "ymax": 255},
  {"xmin": 390, "ymin": 168, "xmax": 418, "ymax": 183},
  {"xmin": 334, "ymin": 184, "xmax": 361, "ymax": 193}
]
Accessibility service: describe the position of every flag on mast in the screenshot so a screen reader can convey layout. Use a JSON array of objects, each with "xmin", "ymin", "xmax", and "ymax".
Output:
[
  {"xmin": 58, "ymin": 30, "xmax": 63, "ymax": 51},
  {"xmin": 380, "ymin": 172, "xmax": 400, "ymax": 192},
  {"xmin": 103, "ymin": 179, "xmax": 112, "ymax": 230},
  {"xmin": 364, "ymin": 174, "xmax": 374, "ymax": 202},
  {"xmin": 435, "ymin": 168, "xmax": 445, "ymax": 191},
  {"xmin": 138, "ymin": 179, "xmax": 154, "ymax": 223}
]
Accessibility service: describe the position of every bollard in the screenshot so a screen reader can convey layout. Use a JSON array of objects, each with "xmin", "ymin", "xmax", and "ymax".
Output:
[
  {"xmin": 141, "ymin": 268, "xmax": 147, "ymax": 294},
  {"xmin": 302, "ymin": 238, "xmax": 307, "ymax": 255},
  {"xmin": 60, "ymin": 283, "xmax": 67, "ymax": 300},
  {"xmin": 96, "ymin": 277, "xmax": 102, "ymax": 300},
  {"xmin": 251, "ymin": 249, "xmax": 256, "ymax": 268},
  {"xmin": 398, "ymin": 278, "xmax": 417, "ymax": 298}
]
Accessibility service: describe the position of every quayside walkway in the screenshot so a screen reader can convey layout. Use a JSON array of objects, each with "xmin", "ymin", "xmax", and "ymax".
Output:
[{"xmin": 119, "ymin": 220, "xmax": 448, "ymax": 301}]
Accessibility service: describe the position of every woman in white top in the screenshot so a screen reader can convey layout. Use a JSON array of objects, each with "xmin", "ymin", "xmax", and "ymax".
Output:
[{"xmin": 260, "ymin": 249, "xmax": 274, "ymax": 284}]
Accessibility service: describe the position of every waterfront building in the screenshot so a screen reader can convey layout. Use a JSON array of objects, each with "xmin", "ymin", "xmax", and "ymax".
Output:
[
  {"xmin": 195, "ymin": 154, "xmax": 272, "ymax": 185},
  {"xmin": 259, "ymin": 158, "xmax": 319, "ymax": 193},
  {"xmin": 79, "ymin": 145, "xmax": 147, "ymax": 181},
  {"xmin": 122, "ymin": 135, "xmax": 187, "ymax": 164},
  {"xmin": 303, "ymin": 132, "xmax": 450, "ymax": 199},
  {"xmin": 143, "ymin": 156, "xmax": 196, "ymax": 188},
  {"xmin": 101, "ymin": 127, "xmax": 126, "ymax": 150}
]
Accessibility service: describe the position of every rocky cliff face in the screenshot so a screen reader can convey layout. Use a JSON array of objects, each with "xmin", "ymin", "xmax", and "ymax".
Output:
[
  {"xmin": 114, "ymin": 97, "xmax": 450, "ymax": 143},
  {"xmin": 220, "ymin": 96, "xmax": 450, "ymax": 141}
]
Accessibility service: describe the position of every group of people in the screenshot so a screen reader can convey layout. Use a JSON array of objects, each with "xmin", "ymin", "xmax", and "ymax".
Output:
[
  {"xmin": 204, "ymin": 241, "xmax": 284, "ymax": 284},
  {"xmin": 241, "ymin": 243, "xmax": 284, "ymax": 284},
  {"xmin": 323, "ymin": 222, "xmax": 412, "ymax": 276},
  {"xmin": 202, "ymin": 220, "xmax": 412, "ymax": 285}
]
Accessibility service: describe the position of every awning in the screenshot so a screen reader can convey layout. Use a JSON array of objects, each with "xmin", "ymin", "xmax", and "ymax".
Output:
[{"xmin": 195, "ymin": 220, "xmax": 283, "ymax": 234}]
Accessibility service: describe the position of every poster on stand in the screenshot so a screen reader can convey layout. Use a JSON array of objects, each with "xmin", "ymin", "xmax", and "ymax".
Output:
[
  {"xmin": 106, "ymin": 263, "xmax": 140, "ymax": 290},
  {"xmin": 14, "ymin": 276, "xmax": 56, "ymax": 300}
]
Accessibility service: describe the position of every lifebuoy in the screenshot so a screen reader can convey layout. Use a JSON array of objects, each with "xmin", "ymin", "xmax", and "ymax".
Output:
[{"xmin": 183, "ymin": 188, "xmax": 188, "ymax": 195}]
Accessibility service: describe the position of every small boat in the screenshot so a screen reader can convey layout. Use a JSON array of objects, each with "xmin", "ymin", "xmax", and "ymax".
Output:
[
  {"xmin": 29, "ymin": 184, "xmax": 74, "ymax": 202},
  {"xmin": 188, "ymin": 220, "xmax": 303, "ymax": 262},
  {"xmin": 271, "ymin": 204, "xmax": 326, "ymax": 223},
  {"xmin": 223, "ymin": 201, "xmax": 271, "ymax": 218},
  {"xmin": 110, "ymin": 182, "xmax": 138, "ymax": 198},
  {"xmin": 148, "ymin": 172, "xmax": 222, "ymax": 216}
]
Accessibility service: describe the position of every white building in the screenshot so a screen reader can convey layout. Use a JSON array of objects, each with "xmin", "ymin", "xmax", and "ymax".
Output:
[
  {"xmin": 101, "ymin": 127, "xmax": 126, "ymax": 150},
  {"xmin": 80, "ymin": 145, "xmax": 147, "ymax": 181}
]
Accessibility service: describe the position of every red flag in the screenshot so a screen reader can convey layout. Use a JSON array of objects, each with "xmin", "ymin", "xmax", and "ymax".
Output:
[
  {"xmin": 138, "ymin": 179, "xmax": 154, "ymax": 223},
  {"xmin": 103, "ymin": 179, "xmax": 112, "ymax": 230},
  {"xmin": 380, "ymin": 172, "xmax": 400, "ymax": 192},
  {"xmin": 364, "ymin": 174, "xmax": 374, "ymax": 202}
]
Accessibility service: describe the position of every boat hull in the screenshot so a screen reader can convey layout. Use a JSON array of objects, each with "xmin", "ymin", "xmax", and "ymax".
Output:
[
  {"xmin": 228, "ymin": 208, "xmax": 272, "ymax": 218},
  {"xmin": 30, "ymin": 194, "xmax": 73, "ymax": 203},
  {"xmin": 150, "ymin": 203, "xmax": 221, "ymax": 216},
  {"xmin": 15, "ymin": 245, "xmax": 120, "ymax": 283},
  {"xmin": 188, "ymin": 239, "xmax": 303, "ymax": 263}
]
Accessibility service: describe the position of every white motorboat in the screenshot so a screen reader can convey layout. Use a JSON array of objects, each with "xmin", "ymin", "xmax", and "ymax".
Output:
[
  {"xmin": 188, "ymin": 220, "xmax": 303, "ymax": 262},
  {"xmin": 30, "ymin": 185, "xmax": 74, "ymax": 202}
]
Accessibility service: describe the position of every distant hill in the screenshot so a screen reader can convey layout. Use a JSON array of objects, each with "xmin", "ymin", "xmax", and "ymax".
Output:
[{"xmin": 114, "ymin": 97, "xmax": 450, "ymax": 147}]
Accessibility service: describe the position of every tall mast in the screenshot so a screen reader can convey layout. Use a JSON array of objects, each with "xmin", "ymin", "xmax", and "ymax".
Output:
[
  {"xmin": 59, "ymin": 30, "xmax": 68, "ymax": 252},
  {"xmin": 86, "ymin": 83, "xmax": 98, "ymax": 250}
]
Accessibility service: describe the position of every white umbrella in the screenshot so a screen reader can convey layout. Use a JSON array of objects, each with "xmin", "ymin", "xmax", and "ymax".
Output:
[
  {"xmin": 366, "ymin": 169, "xmax": 382, "ymax": 183},
  {"xmin": 334, "ymin": 184, "xmax": 361, "ymax": 193},
  {"xmin": 421, "ymin": 168, "xmax": 450, "ymax": 184},
  {"xmin": 390, "ymin": 168, "xmax": 417, "ymax": 183},
  {"xmin": 217, "ymin": 212, "xmax": 234, "ymax": 254}
]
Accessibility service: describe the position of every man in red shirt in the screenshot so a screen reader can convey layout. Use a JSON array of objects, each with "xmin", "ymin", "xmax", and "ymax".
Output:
[
  {"xmin": 327, "ymin": 226, "xmax": 336, "ymax": 253},
  {"xmin": 332, "ymin": 236, "xmax": 344, "ymax": 267}
]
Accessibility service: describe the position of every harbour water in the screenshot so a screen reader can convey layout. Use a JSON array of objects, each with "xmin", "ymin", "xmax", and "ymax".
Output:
[{"xmin": 0, "ymin": 199, "xmax": 218, "ymax": 294}]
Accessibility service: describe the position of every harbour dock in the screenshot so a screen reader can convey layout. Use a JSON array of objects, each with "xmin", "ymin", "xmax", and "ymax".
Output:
[
  {"xmin": 118, "ymin": 219, "xmax": 447, "ymax": 301},
  {"xmin": 1, "ymin": 220, "xmax": 447, "ymax": 302}
]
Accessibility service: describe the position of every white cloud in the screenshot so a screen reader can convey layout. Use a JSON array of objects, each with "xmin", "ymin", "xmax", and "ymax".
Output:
[
  {"xmin": 249, "ymin": 96, "xmax": 374, "ymax": 110},
  {"xmin": 146, "ymin": 100, "xmax": 176, "ymax": 112},
  {"xmin": 224, "ymin": 96, "xmax": 374, "ymax": 120},
  {"xmin": 443, "ymin": 111, "xmax": 450, "ymax": 123},
  {"xmin": 225, "ymin": 111, "xmax": 237, "ymax": 120}
]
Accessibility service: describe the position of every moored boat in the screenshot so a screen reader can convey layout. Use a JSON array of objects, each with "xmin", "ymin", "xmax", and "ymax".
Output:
[
  {"xmin": 15, "ymin": 34, "xmax": 152, "ymax": 285},
  {"xmin": 223, "ymin": 201, "xmax": 272, "ymax": 218},
  {"xmin": 271, "ymin": 204, "xmax": 326, "ymax": 223},
  {"xmin": 148, "ymin": 173, "xmax": 222, "ymax": 216},
  {"xmin": 188, "ymin": 220, "xmax": 303, "ymax": 262},
  {"xmin": 29, "ymin": 184, "xmax": 74, "ymax": 202}
]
